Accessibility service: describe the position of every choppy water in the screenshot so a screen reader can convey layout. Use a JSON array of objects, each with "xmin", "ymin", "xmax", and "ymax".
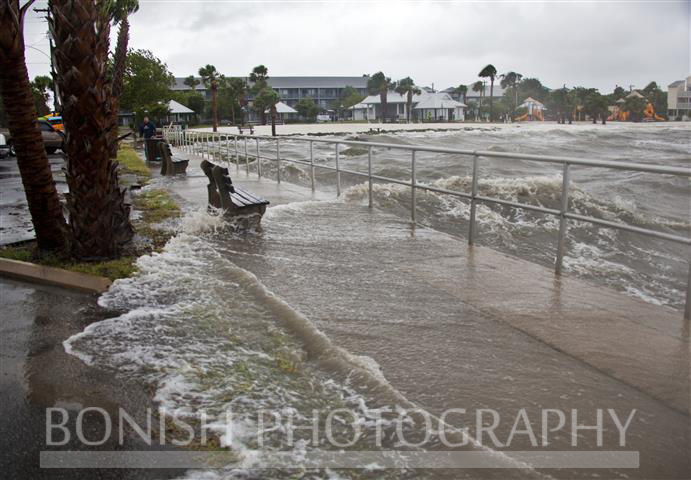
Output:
[
  {"xmin": 262, "ymin": 124, "xmax": 690, "ymax": 309},
  {"xmin": 64, "ymin": 124, "xmax": 690, "ymax": 479}
]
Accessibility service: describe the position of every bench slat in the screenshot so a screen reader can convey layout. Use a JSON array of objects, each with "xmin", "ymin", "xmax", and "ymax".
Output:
[{"xmin": 235, "ymin": 188, "xmax": 269, "ymax": 205}]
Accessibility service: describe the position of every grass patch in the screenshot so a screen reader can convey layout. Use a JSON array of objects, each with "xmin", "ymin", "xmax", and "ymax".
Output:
[
  {"xmin": 133, "ymin": 188, "xmax": 180, "ymax": 224},
  {"xmin": 117, "ymin": 145, "xmax": 150, "ymax": 181}
]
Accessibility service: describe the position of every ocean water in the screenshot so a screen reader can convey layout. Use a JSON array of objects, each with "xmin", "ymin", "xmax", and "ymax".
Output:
[
  {"xmin": 63, "ymin": 123, "xmax": 690, "ymax": 479},
  {"xmin": 266, "ymin": 123, "xmax": 690, "ymax": 309}
]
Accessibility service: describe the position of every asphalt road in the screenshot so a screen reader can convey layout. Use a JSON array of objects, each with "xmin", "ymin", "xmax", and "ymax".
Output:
[{"xmin": 0, "ymin": 153, "xmax": 67, "ymax": 246}]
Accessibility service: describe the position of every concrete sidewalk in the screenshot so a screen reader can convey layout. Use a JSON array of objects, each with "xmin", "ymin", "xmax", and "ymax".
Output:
[{"xmin": 168, "ymin": 147, "xmax": 689, "ymax": 479}]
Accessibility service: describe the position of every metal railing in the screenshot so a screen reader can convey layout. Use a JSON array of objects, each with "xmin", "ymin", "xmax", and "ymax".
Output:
[{"xmin": 164, "ymin": 128, "xmax": 691, "ymax": 320}]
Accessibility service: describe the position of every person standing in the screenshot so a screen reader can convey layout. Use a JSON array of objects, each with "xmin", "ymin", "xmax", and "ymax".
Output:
[{"xmin": 139, "ymin": 116, "xmax": 158, "ymax": 161}]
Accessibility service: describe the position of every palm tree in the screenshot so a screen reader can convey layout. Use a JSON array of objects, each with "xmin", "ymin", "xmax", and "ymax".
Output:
[
  {"xmin": 453, "ymin": 84, "xmax": 468, "ymax": 104},
  {"xmin": 224, "ymin": 77, "xmax": 247, "ymax": 125},
  {"xmin": 199, "ymin": 64, "xmax": 220, "ymax": 132},
  {"xmin": 0, "ymin": 0, "xmax": 66, "ymax": 251},
  {"xmin": 107, "ymin": 0, "xmax": 138, "ymax": 158},
  {"xmin": 183, "ymin": 75, "xmax": 199, "ymax": 91},
  {"xmin": 395, "ymin": 77, "xmax": 421, "ymax": 123},
  {"xmin": 109, "ymin": 0, "xmax": 138, "ymax": 99},
  {"xmin": 478, "ymin": 64, "xmax": 497, "ymax": 121},
  {"xmin": 472, "ymin": 81, "xmax": 484, "ymax": 120},
  {"xmin": 255, "ymin": 88, "xmax": 280, "ymax": 136},
  {"xmin": 249, "ymin": 65, "xmax": 269, "ymax": 124},
  {"xmin": 367, "ymin": 72, "xmax": 394, "ymax": 123},
  {"xmin": 500, "ymin": 71, "xmax": 522, "ymax": 114},
  {"xmin": 50, "ymin": 0, "xmax": 133, "ymax": 258}
]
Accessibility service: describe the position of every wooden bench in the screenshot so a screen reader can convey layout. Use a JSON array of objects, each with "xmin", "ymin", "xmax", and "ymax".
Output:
[
  {"xmin": 237, "ymin": 124, "xmax": 254, "ymax": 135},
  {"xmin": 158, "ymin": 142, "xmax": 189, "ymax": 175},
  {"xmin": 200, "ymin": 160, "xmax": 269, "ymax": 217}
]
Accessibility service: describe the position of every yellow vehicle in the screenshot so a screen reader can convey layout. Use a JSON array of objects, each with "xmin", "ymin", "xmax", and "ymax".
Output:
[{"xmin": 40, "ymin": 113, "xmax": 64, "ymax": 132}]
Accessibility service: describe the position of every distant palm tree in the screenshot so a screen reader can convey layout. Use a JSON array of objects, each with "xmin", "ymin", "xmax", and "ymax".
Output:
[
  {"xmin": 478, "ymin": 64, "xmax": 498, "ymax": 121},
  {"xmin": 368, "ymin": 72, "xmax": 394, "ymax": 123},
  {"xmin": 500, "ymin": 71, "xmax": 522, "ymax": 114},
  {"xmin": 225, "ymin": 77, "xmax": 247, "ymax": 125},
  {"xmin": 199, "ymin": 65, "xmax": 220, "ymax": 132},
  {"xmin": 472, "ymin": 80, "xmax": 484, "ymax": 120},
  {"xmin": 453, "ymin": 84, "xmax": 468, "ymax": 104},
  {"xmin": 0, "ymin": 0, "xmax": 66, "ymax": 250},
  {"xmin": 395, "ymin": 77, "xmax": 421, "ymax": 123},
  {"xmin": 249, "ymin": 65, "xmax": 269, "ymax": 124},
  {"xmin": 183, "ymin": 75, "xmax": 200, "ymax": 91}
]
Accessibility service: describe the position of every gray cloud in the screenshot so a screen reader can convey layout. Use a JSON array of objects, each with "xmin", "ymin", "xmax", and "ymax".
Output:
[{"xmin": 23, "ymin": 0, "xmax": 690, "ymax": 93}]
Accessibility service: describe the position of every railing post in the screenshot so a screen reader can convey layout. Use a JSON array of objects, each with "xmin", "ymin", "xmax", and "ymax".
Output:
[
  {"xmin": 276, "ymin": 137, "xmax": 281, "ymax": 184},
  {"xmin": 205, "ymin": 133, "xmax": 209, "ymax": 159},
  {"xmin": 225, "ymin": 135, "xmax": 230, "ymax": 168},
  {"xmin": 368, "ymin": 146, "xmax": 373, "ymax": 209},
  {"xmin": 234, "ymin": 136, "xmax": 239, "ymax": 173},
  {"xmin": 309, "ymin": 140, "xmax": 315, "ymax": 192},
  {"xmin": 411, "ymin": 149, "xmax": 416, "ymax": 223},
  {"xmin": 256, "ymin": 137, "xmax": 262, "ymax": 178},
  {"xmin": 335, "ymin": 143, "xmax": 340, "ymax": 197},
  {"xmin": 244, "ymin": 136, "xmax": 249, "ymax": 175},
  {"xmin": 555, "ymin": 162, "xmax": 571, "ymax": 275},
  {"xmin": 684, "ymin": 261, "xmax": 690, "ymax": 321},
  {"xmin": 468, "ymin": 154, "xmax": 479, "ymax": 245}
]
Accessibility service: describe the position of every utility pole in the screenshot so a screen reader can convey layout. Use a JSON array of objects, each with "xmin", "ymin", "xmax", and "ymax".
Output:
[{"xmin": 34, "ymin": 7, "xmax": 61, "ymax": 112}]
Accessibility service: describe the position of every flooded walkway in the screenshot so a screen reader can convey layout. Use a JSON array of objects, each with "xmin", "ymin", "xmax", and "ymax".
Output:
[{"xmin": 158, "ymin": 148, "xmax": 689, "ymax": 478}]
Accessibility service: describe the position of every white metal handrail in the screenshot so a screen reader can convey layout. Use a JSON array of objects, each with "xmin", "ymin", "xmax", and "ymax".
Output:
[{"xmin": 163, "ymin": 128, "xmax": 691, "ymax": 320}]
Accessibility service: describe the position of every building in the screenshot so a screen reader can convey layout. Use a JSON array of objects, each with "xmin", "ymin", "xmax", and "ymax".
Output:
[
  {"xmin": 443, "ymin": 83, "xmax": 506, "ymax": 104},
  {"xmin": 166, "ymin": 99, "xmax": 195, "ymax": 124},
  {"xmin": 171, "ymin": 75, "xmax": 370, "ymax": 118},
  {"xmin": 358, "ymin": 91, "xmax": 465, "ymax": 122},
  {"xmin": 667, "ymin": 76, "xmax": 691, "ymax": 119}
]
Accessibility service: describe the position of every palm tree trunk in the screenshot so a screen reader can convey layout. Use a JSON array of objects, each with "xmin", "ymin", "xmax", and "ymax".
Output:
[
  {"xmin": 489, "ymin": 77, "xmax": 494, "ymax": 122},
  {"xmin": 50, "ymin": 0, "xmax": 133, "ymax": 259},
  {"xmin": 107, "ymin": 17, "xmax": 129, "ymax": 158},
  {"xmin": 271, "ymin": 105, "xmax": 276, "ymax": 136},
  {"xmin": 380, "ymin": 92, "xmax": 386, "ymax": 123},
  {"xmin": 231, "ymin": 103, "xmax": 236, "ymax": 125},
  {"xmin": 211, "ymin": 83, "xmax": 218, "ymax": 132},
  {"xmin": 407, "ymin": 92, "xmax": 412, "ymax": 123},
  {"xmin": 0, "ymin": 0, "xmax": 66, "ymax": 251}
]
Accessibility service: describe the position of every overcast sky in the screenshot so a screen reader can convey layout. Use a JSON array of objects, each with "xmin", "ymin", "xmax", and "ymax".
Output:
[{"xmin": 24, "ymin": 0, "xmax": 690, "ymax": 93}]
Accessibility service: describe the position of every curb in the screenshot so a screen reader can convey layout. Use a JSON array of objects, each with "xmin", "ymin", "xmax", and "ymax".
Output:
[{"xmin": 0, "ymin": 258, "xmax": 111, "ymax": 294}]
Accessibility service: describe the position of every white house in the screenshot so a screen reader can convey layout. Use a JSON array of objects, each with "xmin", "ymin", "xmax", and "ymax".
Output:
[
  {"xmin": 167, "ymin": 99, "xmax": 196, "ymax": 124},
  {"xmin": 413, "ymin": 93, "xmax": 465, "ymax": 121},
  {"xmin": 358, "ymin": 91, "xmax": 465, "ymax": 122}
]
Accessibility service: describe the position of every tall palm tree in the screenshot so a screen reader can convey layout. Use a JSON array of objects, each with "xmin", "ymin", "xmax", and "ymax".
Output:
[
  {"xmin": 199, "ymin": 65, "xmax": 221, "ymax": 132},
  {"xmin": 249, "ymin": 65, "xmax": 269, "ymax": 124},
  {"xmin": 107, "ymin": 0, "xmax": 138, "ymax": 158},
  {"xmin": 453, "ymin": 84, "xmax": 468, "ymax": 104},
  {"xmin": 395, "ymin": 77, "xmax": 421, "ymax": 123},
  {"xmin": 50, "ymin": 0, "xmax": 133, "ymax": 258},
  {"xmin": 0, "ymin": 0, "xmax": 66, "ymax": 250},
  {"xmin": 225, "ymin": 77, "xmax": 247, "ymax": 125},
  {"xmin": 109, "ymin": 0, "xmax": 138, "ymax": 99},
  {"xmin": 367, "ymin": 72, "xmax": 394, "ymax": 123},
  {"xmin": 500, "ymin": 71, "xmax": 522, "ymax": 113},
  {"xmin": 478, "ymin": 64, "xmax": 497, "ymax": 121},
  {"xmin": 472, "ymin": 80, "xmax": 484, "ymax": 120}
]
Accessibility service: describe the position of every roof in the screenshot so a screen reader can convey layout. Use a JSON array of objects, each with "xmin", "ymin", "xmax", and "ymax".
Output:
[
  {"xmin": 519, "ymin": 97, "xmax": 544, "ymax": 107},
  {"xmin": 266, "ymin": 76, "xmax": 369, "ymax": 89},
  {"xmin": 171, "ymin": 77, "xmax": 206, "ymax": 91},
  {"xmin": 168, "ymin": 99, "xmax": 194, "ymax": 114},
  {"xmin": 172, "ymin": 76, "xmax": 370, "ymax": 91},
  {"xmin": 359, "ymin": 91, "xmax": 422, "ymax": 104},
  {"xmin": 625, "ymin": 90, "xmax": 645, "ymax": 99},
  {"xmin": 350, "ymin": 102, "xmax": 369, "ymax": 110},
  {"xmin": 413, "ymin": 93, "xmax": 466, "ymax": 110},
  {"xmin": 265, "ymin": 101, "xmax": 297, "ymax": 114},
  {"xmin": 668, "ymin": 80, "xmax": 684, "ymax": 88}
]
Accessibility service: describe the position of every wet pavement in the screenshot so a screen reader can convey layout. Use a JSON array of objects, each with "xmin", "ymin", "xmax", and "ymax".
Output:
[{"xmin": 0, "ymin": 153, "xmax": 67, "ymax": 246}]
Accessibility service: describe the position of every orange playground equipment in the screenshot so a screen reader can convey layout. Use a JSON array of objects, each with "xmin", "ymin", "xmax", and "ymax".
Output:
[
  {"xmin": 644, "ymin": 102, "xmax": 665, "ymax": 121},
  {"xmin": 516, "ymin": 108, "xmax": 544, "ymax": 121}
]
